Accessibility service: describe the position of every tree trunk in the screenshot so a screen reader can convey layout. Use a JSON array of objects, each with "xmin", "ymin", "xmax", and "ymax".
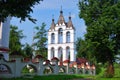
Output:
[{"xmin": 105, "ymin": 61, "xmax": 114, "ymax": 77}]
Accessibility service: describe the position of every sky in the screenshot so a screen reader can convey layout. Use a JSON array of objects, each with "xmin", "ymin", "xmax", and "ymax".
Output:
[{"xmin": 11, "ymin": 0, "xmax": 86, "ymax": 45}]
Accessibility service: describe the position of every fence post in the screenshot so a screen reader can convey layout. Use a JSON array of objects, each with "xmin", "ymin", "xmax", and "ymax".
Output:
[{"xmin": 14, "ymin": 55, "xmax": 23, "ymax": 77}]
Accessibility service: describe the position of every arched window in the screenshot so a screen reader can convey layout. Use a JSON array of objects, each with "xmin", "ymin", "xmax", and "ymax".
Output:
[
  {"xmin": 51, "ymin": 47, "xmax": 55, "ymax": 58},
  {"xmin": 66, "ymin": 47, "xmax": 70, "ymax": 60},
  {"xmin": 58, "ymin": 28, "xmax": 63, "ymax": 43},
  {"xmin": 66, "ymin": 31, "xmax": 70, "ymax": 43},
  {"xmin": 58, "ymin": 47, "xmax": 63, "ymax": 61},
  {"xmin": 51, "ymin": 33, "xmax": 55, "ymax": 44}
]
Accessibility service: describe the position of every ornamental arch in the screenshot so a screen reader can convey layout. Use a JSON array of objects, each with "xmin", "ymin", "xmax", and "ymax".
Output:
[
  {"xmin": 21, "ymin": 64, "xmax": 38, "ymax": 74},
  {"xmin": 43, "ymin": 65, "xmax": 54, "ymax": 74},
  {"xmin": 0, "ymin": 64, "xmax": 12, "ymax": 74}
]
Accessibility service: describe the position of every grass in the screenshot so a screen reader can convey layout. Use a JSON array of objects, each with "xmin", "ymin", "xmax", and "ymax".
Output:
[
  {"xmin": 1, "ymin": 75, "xmax": 85, "ymax": 80},
  {"xmin": 1, "ymin": 63, "xmax": 120, "ymax": 80},
  {"xmin": 1, "ymin": 74, "xmax": 120, "ymax": 80},
  {"xmin": 89, "ymin": 63, "xmax": 120, "ymax": 80}
]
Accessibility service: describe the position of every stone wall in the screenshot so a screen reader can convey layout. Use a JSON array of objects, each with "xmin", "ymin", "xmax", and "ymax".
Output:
[{"xmin": 0, "ymin": 56, "xmax": 96, "ymax": 78}]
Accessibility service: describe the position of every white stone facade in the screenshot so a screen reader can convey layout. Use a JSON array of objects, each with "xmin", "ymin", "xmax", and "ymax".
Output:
[
  {"xmin": 0, "ymin": 56, "xmax": 96, "ymax": 78},
  {"xmin": 0, "ymin": 17, "xmax": 11, "ymax": 60},
  {"xmin": 48, "ymin": 10, "xmax": 76, "ymax": 62}
]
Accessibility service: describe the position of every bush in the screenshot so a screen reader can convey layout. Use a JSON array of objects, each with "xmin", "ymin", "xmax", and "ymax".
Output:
[
  {"xmin": 22, "ymin": 67, "xmax": 29, "ymax": 73},
  {"xmin": 96, "ymin": 64, "xmax": 102, "ymax": 75}
]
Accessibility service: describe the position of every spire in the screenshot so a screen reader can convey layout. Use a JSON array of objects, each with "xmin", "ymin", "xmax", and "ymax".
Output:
[
  {"xmin": 67, "ymin": 12, "xmax": 74, "ymax": 29},
  {"xmin": 50, "ymin": 15, "xmax": 55, "ymax": 30},
  {"xmin": 60, "ymin": 6, "xmax": 63, "ymax": 14},
  {"xmin": 52, "ymin": 15, "xmax": 54, "ymax": 22},
  {"xmin": 57, "ymin": 6, "xmax": 65, "ymax": 24},
  {"xmin": 69, "ymin": 12, "xmax": 71, "ymax": 20}
]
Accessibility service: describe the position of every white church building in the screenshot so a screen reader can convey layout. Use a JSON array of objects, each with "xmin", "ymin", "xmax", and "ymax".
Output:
[{"xmin": 48, "ymin": 10, "xmax": 76, "ymax": 62}]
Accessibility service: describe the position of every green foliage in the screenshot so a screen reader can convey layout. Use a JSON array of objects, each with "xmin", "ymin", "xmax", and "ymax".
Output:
[
  {"xmin": 43, "ymin": 68, "xmax": 51, "ymax": 74},
  {"xmin": 32, "ymin": 23, "xmax": 47, "ymax": 58},
  {"xmin": 23, "ymin": 43, "xmax": 33, "ymax": 58},
  {"xmin": 76, "ymin": 38, "xmax": 87, "ymax": 58},
  {"xmin": 9, "ymin": 25, "xmax": 25, "ymax": 55},
  {"xmin": 0, "ymin": 0, "xmax": 43, "ymax": 23},
  {"xmin": 78, "ymin": 0, "xmax": 120, "ymax": 64},
  {"xmin": 76, "ymin": 38, "xmax": 96, "ymax": 63},
  {"xmin": 95, "ymin": 64, "xmax": 102, "ymax": 75},
  {"xmin": 22, "ymin": 67, "xmax": 29, "ymax": 73},
  {"xmin": 79, "ymin": 0, "xmax": 120, "ymax": 77}
]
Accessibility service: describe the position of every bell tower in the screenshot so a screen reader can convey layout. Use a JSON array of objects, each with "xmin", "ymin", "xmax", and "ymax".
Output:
[{"xmin": 48, "ymin": 10, "xmax": 76, "ymax": 62}]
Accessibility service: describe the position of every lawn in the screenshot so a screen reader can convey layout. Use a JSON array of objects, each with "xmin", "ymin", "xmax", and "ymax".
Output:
[{"xmin": 1, "ymin": 74, "xmax": 120, "ymax": 80}]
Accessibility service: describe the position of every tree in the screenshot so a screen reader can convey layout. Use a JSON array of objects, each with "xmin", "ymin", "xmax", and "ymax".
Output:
[
  {"xmin": 76, "ymin": 38, "xmax": 96, "ymax": 63},
  {"xmin": 76, "ymin": 38, "xmax": 87, "ymax": 58},
  {"xmin": 9, "ymin": 25, "xmax": 25, "ymax": 55},
  {"xmin": 33, "ymin": 23, "xmax": 47, "ymax": 58},
  {"xmin": 79, "ymin": 0, "xmax": 120, "ymax": 77},
  {"xmin": 0, "ymin": 0, "xmax": 43, "ymax": 23},
  {"xmin": 23, "ymin": 43, "xmax": 33, "ymax": 58}
]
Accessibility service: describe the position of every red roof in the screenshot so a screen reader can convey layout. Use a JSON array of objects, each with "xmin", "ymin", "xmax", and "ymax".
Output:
[
  {"xmin": 35, "ymin": 55, "xmax": 44, "ymax": 59},
  {"xmin": 23, "ymin": 57, "xmax": 30, "ymax": 62},
  {"xmin": 0, "ymin": 47, "xmax": 9, "ymax": 52},
  {"xmin": 51, "ymin": 57, "xmax": 59, "ymax": 61},
  {"xmin": 63, "ymin": 59, "xmax": 70, "ymax": 63},
  {"xmin": 45, "ymin": 60, "xmax": 50, "ymax": 65},
  {"xmin": 72, "ymin": 61, "xmax": 77, "ymax": 65},
  {"xmin": 31, "ymin": 58, "xmax": 39, "ymax": 63},
  {"xmin": 76, "ymin": 58, "xmax": 87, "ymax": 64}
]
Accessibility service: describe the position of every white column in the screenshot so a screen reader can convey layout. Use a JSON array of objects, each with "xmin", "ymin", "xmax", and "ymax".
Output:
[
  {"xmin": 55, "ymin": 47, "xmax": 58, "ymax": 58},
  {"xmin": 0, "ymin": 17, "xmax": 11, "ymax": 60},
  {"xmin": 55, "ymin": 32, "xmax": 58, "ymax": 44},
  {"xmin": 48, "ymin": 32, "xmax": 51, "ymax": 44},
  {"xmin": 48, "ymin": 48, "xmax": 51, "ymax": 60},
  {"xmin": 1, "ymin": 17, "xmax": 11, "ymax": 48},
  {"xmin": 63, "ymin": 48, "xmax": 66, "ymax": 61},
  {"xmin": 0, "ymin": 22, "xmax": 2, "ymax": 45},
  {"xmin": 63, "ymin": 31, "xmax": 66, "ymax": 43},
  {"xmin": 70, "ymin": 49, "xmax": 75, "ymax": 61},
  {"xmin": 70, "ymin": 30, "xmax": 74, "ymax": 42}
]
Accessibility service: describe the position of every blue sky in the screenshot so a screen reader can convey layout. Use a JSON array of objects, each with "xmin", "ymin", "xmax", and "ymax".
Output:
[{"xmin": 11, "ymin": 0, "xmax": 86, "ymax": 45}]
